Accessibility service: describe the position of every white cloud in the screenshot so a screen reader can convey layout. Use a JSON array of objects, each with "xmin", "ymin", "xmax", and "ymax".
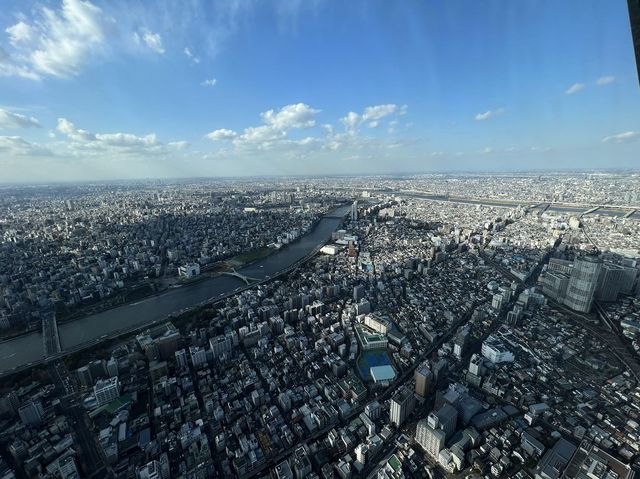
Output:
[
  {"xmin": 57, "ymin": 118, "xmax": 95, "ymax": 141},
  {"xmin": 134, "ymin": 28, "xmax": 165, "ymax": 54},
  {"xmin": 201, "ymin": 78, "xmax": 217, "ymax": 87},
  {"xmin": 565, "ymin": 83, "xmax": 586, "ymax": 95},
  {"xmin": 474, "ymin": 107, "xmax": 505, "ymax": 121},
  {"xmin": 595, "ymin": 76, "xmax": 615, "ymax": 86},
  {"xmin": 203, "ymin": 102, "xmax": 413, "ymax": 163},
  {"xmin": 602, "ymin": 131, "xmax": 640, "ymax": 143},
  {"xmin": 340, "ymin": 104, "xmax": 406, "ymax": 134},
  {"xmin": 184, "ymin": 47, "xmax": 200, "ymax": 64},
  {"xmin": 0, "ymin": 108, "xmax": 41, "ymax": 129},
  {"xmin": 206, "ymin": 129, "xmax": 237, "ymax": 140},
  {"xmin": 340, "ymin": 112, "xmax": 361, "ymax": 134},
  {"xmin": 0, "ymin": 136, "xmax": 52, "ymax": 156},
  {"xmin": 362, "ymin": 104, "xmax": 398, "ymax": 121},
  {"xmin": 57, "ymin": 118, "xmax": 160, "ymax": 152},
  {"xmin": 168, "ymin": 140, "xmax": 190, "ymax": 150},
  {"xmin": 3, "ymin": 0, "xmax": 108, "ymax": 79},
  {"xmin": 261, "ymin": 103, "xmax": 320, "ymax": 130},
  {"xmin": 6, "ymin": 21, "xmax": 34, "ymax": 47}
]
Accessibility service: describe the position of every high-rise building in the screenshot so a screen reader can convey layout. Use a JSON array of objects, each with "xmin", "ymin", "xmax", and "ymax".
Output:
[
  {"xmin": 353, "ymin": 285, "xmax": 365, "ymax": 302},
  {"xmin": 389, "ymin": 387, "xmax": 415, "ymax": 427},
  {"xmin": 453, "ymin": 328, "xmax": 469, "ymax": 359},
  {"xmin": 564, "ymin": 256, "xmax": 602, "ymax": 312},
  {"xmin": 506, "ymin": 304, "xmax": 524, "ymax": 325},
  {"xmin": 415, "ymin": 419, "xmax": 446, "ymax": 459},
  {"xmin": 76, "ymin": 365, "xmax": 93, "ymax": 388},
  {"xmin": 468, "ymin": 353, "xmax": 486, "ymax": 377},
  {"xmin": 0, "ymin": 391, "xmax": 19, "ymax": 416},
  {"xmin": 94, "ymin": 377, "xmax": 120, "ymax": 406},
  {"xmin": 491, "ymin": 293, "xmax": 504, "ymax": 310},
  {"xmin": 290, "ymin": 446, "xmax": 312, "ymax": 479},
  {"xmin": 210, "ymin": 332, "xmax": 238, "ymax": 359},
  {"xmin": 355, "ymin": 443, "xmax": 369, "ymax": 464},
  {"xmin": 106, "ymin": 357, "xmax": 119, "ymax": 377},
  {"xmin": 175, "ymin": 348, "xmax": 189, "ymax": 369},
  {"xmin": 429, "ymin": 404, "xmax": 458, "ymax": 439},
  {"xmin": 137, "ymin": 458, "xmax": 170, "ymax": 479},
  {"xmin": 189, "ymin": 346, "xmax": 207, "ymax": 368},
  {"xmin": 351, "ymin": 200, "xmax": 358, "ymax": 221},
  {"xmin": 18, "ymin": 400, "xmax": 45, "ymax": 426},
  {"xmin": 481, "ymin": 335, "xmax": 514, "ymax": 364},
  {"xmin": 619, "ymin": 260, "xmax": 638, "ymax": 294},
  {"xmin": 415, "ymin": 366, "xmax": 433, "ymax": 398},
  {"xmin": 57, "ymin": 456, "xmax": 79, "ymax": 479},
  {"xmin": 595, "ymin": 263, "xmax": 625, "ymax": 302},
  {"xmin": 539, "ymin": 270, "xmax": 570, "ymax": 301}
]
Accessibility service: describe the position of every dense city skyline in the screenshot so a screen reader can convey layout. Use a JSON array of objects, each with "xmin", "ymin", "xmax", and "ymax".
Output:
[
  {"xmin": 0, "ymin": 174, "xmax": 639, "ymax": 479},
  {"xmin": 1, "ymin": 0, "xmax": 639, "ymax": 182}
]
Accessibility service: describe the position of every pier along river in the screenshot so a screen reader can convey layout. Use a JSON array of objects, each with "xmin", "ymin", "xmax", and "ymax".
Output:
[{"xmin": 0, "ymin": 204, "xmax": 351, "ymax": 375}]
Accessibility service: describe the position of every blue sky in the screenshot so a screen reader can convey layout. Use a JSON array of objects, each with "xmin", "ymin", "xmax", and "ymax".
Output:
[{"xmin": 0, "ymin": 0, "xmax": 638, "ymax": 182}]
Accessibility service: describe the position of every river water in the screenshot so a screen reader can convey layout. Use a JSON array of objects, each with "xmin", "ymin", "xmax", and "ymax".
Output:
[{"xmin": 0, "ymin": 205, "xmax": 350, "ymax": 374}]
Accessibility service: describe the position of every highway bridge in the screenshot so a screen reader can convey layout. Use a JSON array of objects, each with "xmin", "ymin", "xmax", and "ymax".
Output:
[
  {"xmin": 42, "ymin": 313, "xmax": 62, "ymax": 358},
  {"xmin": 221, "ymin": 268, "xmax": 262, "ymax": 285}
]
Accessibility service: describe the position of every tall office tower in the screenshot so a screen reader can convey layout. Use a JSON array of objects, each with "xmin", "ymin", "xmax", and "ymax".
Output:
[
  {"xmin": 506, "ymin": 304, "xmax": 524, "ymax": 325},
  {"xmin": 595, "ymin": 263, "xmax": 625, "ymax": 302},
  {"xmin": 415, "ymin": 419, "xmax": 446, "ymax": 458},
  {"xmin": 94, "ymin": 377, "xmax": 120, "ymax": 406},
  {"xmin": 539, "ymin": 270, "xmax": 570, "ymax": 301},
  {"xmin": 468, "ymin": 353, "xmax": 486, "ymax": 377},
  {"xmin": 620, "ymin": 261, "xmax": 638, "ymax": 294},
  {"xmin": 76, "ymin": 365, "xmax": 93, "ymax": 388},
  {"xmin": 18, "ymin": 400, "xmax": 45, "ymax": 426},
  {"xmin": 175, "ymin": 348, "xmax": 189, "ymax": 369},
  {"xmin": 428, "ymin": 404, "xmax": 458, "ymax": 439},
  {"xmin": 0, "ymin": 391, "xmax": 19, "ymax": 416},
  {"xmin": 415, "ymin": 366, "xmax": 433, "ymax": 398},
  {"xmin": 353, "ymin": 285, "xmax": 365, "ymax": 302},
  {"xmin": 453, "ymin": 327, "xmax": 469, "ymax": 359},
  {"xmin": 389, "ymin": 387, "xmax": 415, "ymax": 427},
  {"xmin": 564, "ymin": 256, "xmax": 602, "ymax": 312},
  {"xmin": 351, "ymin": 200, "xmax": 358, "ymax": 221},
  {"xmin": 491, "ymin": 293, "xmax": 504, "ymax": 310}
]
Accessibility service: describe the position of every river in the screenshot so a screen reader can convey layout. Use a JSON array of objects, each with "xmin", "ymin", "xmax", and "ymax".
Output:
[{"xmin": 0, "ymin": 204, "xmax": 350, "ymax": 374}]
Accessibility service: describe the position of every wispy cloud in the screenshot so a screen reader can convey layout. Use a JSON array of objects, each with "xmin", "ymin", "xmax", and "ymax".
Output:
[
  {"xmin": 602, "ymin": 131, "xmax": 640, "ymax": 143},
  {"xmin": 1, "ymin": 0, "xmax": 108, "ymax": 79},
  {"xmin": 134, "ymin": 28, "xmax": 165, "ymax": 54},
  {"xmin": 339, "ymin": 104, "xmax": 407, "ymax": 134},
  {"xmin": 474, "ymin": 107, "xmax": 505, "ymax": 121},
  {"xmin": 0, "ymin": 108, "xmax": 41, "ymax": 129},
  {"xmin": 565, "ymin": 83, "xmax": 586, "ymax": 95},
  {"xmin": 201, "ymin": 78, "xmax": 217, "ymax": 87},
  {"xmin": 595, "ymin": 75, "xmax": 615, "ymax": 86},
  {"xmin": 184, "ymin": 47, "xmax": 200, "ymax": 64}
]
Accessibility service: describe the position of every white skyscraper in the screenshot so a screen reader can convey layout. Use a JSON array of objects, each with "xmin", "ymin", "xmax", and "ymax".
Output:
[
  {"xmin": 390, "ymin": 387, "xmax": 415, "ymax": 427},
  {"xmin": 94, "ymin": 377, "xmax": 120, "ymax": 406},
  {"xmin": 416, "ymin": 419, "xmax": 446, "ymax": 458}
]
